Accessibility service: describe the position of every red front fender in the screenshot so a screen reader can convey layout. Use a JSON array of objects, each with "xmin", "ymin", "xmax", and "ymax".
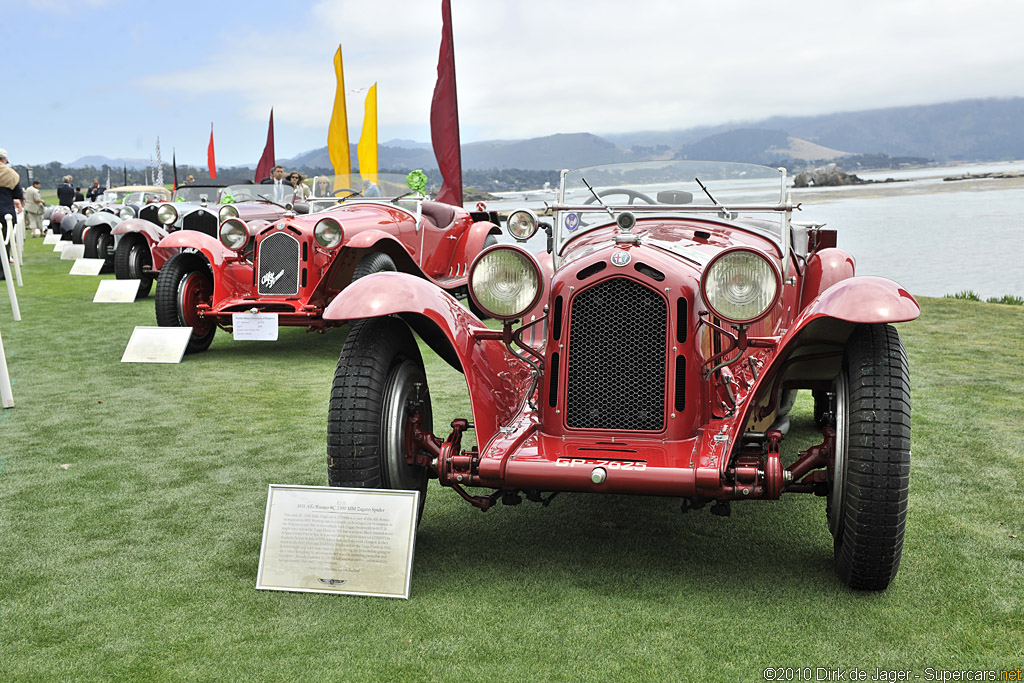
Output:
[
  {"xmin": 112, "ymin": 218, "xmax": 167, "ymax": 246},
  {"xmin": 324, "ymin": 272, "xmax": 532, "ymax": 440},
  {"xmin": 730, "ymin": 275, "xmax": 919, "ymax": 447},
  {"xmin": 155, "ymin": 230, "xmax": 235, "ymax": 269}
]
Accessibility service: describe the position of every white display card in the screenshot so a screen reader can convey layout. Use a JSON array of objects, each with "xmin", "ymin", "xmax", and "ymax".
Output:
[
  {"xmin": 232, "ymin": 312, "xmax": 279, "ymax": 341},
  {"xmin": 120, "ymin": 326, "xmax": 192, "ymax": 364},
  {"xmin": 53, "ymin": 241, "xmax": 68, "ymax": 253},
  {"xmin": 257, "ymin": 485, "xmax": 419, "ymax": 599},
  {"xmin": 69, "ymin": 259, "xmax": 105, "ymax": 276},
  {"xmin": 43, "ymin": 232, "xmax": 59, "ymax": 245},
  {"xmin": 94, "ymin": 279, "xmax": 141, "ymax": 303},
  {"xmin": 60, "ymin": 244, "xmax": 85, "ymax": 260}
]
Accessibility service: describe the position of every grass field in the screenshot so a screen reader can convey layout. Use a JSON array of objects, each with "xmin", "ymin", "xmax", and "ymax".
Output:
[{"xmin": 1, "ymin": 236, "xmax": 1021, "ymax": 680}]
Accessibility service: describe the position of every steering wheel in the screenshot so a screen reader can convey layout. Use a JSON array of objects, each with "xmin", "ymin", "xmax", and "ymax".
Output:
[
  {"xmin": 583, "ymin": 188, "xmax": 657, "ymax": 205},
  {"xmin": 332, "ymin": 188, "xmax": 358, "ymax": 197}
]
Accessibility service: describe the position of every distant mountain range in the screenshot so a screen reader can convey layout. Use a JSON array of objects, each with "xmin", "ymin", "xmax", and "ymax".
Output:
[{"xmin": 70, "ymin": 97, "xmax": 1024, "ymax": 173}]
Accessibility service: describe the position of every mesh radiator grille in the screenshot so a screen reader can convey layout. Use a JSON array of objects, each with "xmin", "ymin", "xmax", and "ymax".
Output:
[
  {"xmin": 182, "ymin": 210, "xmax": 217, "ymax": 237},
  {"xmin": 565, "ymin": 277, "xmax": 667, "ymax": 431},
  {"xmin": 257, "ymin": 232, "xmax": 300, "ymax": 295}
]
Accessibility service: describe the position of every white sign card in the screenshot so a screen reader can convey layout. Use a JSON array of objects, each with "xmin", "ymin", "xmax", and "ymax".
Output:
[
  {"xmin": 257, "ymin": 485, "xmax": 419, "ymax": 599},
  {"xmin": 94, "ymin": 279, "xmax": 141, "ymax": 303},
  {"xmin": 120, "ymin": 326, "xmax": 192, "ymax": 364},
  {"xmin": 60, "ymin": 244, "xmax": 85, "ymax": 260},
  {"xmin": 43, "ymin": 232, "xmax": 59, "ymax": 245},
  {"xmin": 53, "ymin": 240, "xmax": 68, "ymax": 253},
  {"xmin": 69, "ymin": 258, "xmax": 105, "ymax": 276},
  {"xmin": 232, "ymin": 312, "xmax": 279, "ymax": 341}
]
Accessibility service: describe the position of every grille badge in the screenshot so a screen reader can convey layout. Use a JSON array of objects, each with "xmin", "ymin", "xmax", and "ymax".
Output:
[{"xmin": 611, "ymin": 250, "xmax": 631, "ymax": 266}]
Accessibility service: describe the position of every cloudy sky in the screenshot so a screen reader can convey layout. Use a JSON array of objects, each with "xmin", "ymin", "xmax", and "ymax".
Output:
[{"xmin": 5, "ymin": 0, "xmax": 1024, "ymax": 167}]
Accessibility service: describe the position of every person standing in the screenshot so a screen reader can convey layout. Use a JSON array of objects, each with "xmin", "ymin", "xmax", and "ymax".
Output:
[
  {"xmin": 74, "ymin": 187, "xmax": 84, "ymax": 202},
  {"xmin": 260, "ymin": 165, "xmax": 293, "ymax": 203},
  {"xmin": 0, "ymin": 148, "xmax": 24, "ymax": 279},
  {"xmin": 57, "ymin": 175, "xmax": 74, "ymax": 206},
  {"xmin": 24, "ymin": 179, "xmax": 45, "ymax": 237},
  {"xmin": 86, "ymin": 178, "xmax": 104, "ymax": 201}
]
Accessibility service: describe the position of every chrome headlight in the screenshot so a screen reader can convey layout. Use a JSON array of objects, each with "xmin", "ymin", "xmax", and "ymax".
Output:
[
  {"xmin": 468, "ymin": 245, "xmax": 543, "ymax": 320},
  {"xmin": 314, "ymin": 217, "xmax": 343, "ymax": 249},
  {"xmin": 83, "ymin": 207, "xmax": 95, "ymax": 216},
  {"xmin": 507, "ymin": 209, "xmax": 539, "ymax": 241},
  {"xmin": 219, "ymin": 205, "xmax": 238, "ymax": 221},
  {"xmin": 219, "ymin": 218, "xmax": 248, "ymax": 251},
  {"xmin": 700, "ymin": 247, "xmax": 782, "ymax": 325},
  {"xmin": 157, "ymin": 204, "xmax": 178, "ymax": 225},
  {"xmin": 119, "ymin": 206, "xmax": 136, "ymax": 219}
]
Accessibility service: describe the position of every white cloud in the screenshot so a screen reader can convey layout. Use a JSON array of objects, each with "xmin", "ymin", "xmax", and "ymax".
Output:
[{"xmin": 133, "ymin": 0, "xmax": 1024, "ymax": 149}]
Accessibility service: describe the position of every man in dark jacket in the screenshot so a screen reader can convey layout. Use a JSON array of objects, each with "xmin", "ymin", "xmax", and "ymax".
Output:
[
  {"xmin": 86, "ymin": 178, "xmax": 104, "ymax": 201},
  {"xmin": 57, "ymin": 175, "xmax": 75, "ymax": 206}
]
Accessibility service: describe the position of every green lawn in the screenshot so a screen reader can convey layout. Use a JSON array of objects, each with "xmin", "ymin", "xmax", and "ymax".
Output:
[{"xmin": 0, "ymin": 237, "xmax": 1021, "ymax": 680}]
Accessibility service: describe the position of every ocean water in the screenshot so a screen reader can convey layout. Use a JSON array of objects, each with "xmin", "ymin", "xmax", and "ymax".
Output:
[
  {"xmin": 492, "ymin": 161, "xmax": 1024, "ymax": 299},
  {"xmin": 796, "ymin": 179, "xmax": 1024, "ymax": 299}
]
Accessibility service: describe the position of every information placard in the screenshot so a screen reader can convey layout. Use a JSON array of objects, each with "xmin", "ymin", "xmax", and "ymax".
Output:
[
  {"xmin": 120, "ymin": 326, "xmax": 192, "ymax": 363},
  {"xmin": 70, "ymin": 258, "xmax": 105, "ymax": 276},
  {"xmin": 60, "ymin": 244, "xmax": 85, "ymax": 260},
  {"xmin": 232, "ymin": 312, "xmax": 279, "ymax": 341},
  {"xmin": 94, "ymin": 279, "xmax": 141, "ymax": 303},
  {"xmin": 43, "ymin": 232, "xmax": 59, "ymax": 245},
  {"xmin": 257, "ymin": 485, "xmax": 419, "ymax": 599},
  {"xmin": 54, "ymin": 240, "xmax": 69, "ymax": 253}
]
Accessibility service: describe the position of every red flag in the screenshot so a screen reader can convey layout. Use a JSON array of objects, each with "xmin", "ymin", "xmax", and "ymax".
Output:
[
  {"xmin": 254, "ymin": 109, "xmax": 275, "ymax": 183},
  {"xmin": 430, "ymin": 0, "xmax": 462, "ymax": 206},
  {"xmin": 208, "ymin": 123, "xmax": 217, "ymax": 179}
]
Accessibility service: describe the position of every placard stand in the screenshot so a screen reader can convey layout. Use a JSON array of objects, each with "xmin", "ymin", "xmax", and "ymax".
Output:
[
  {"xmin": 4, "ymin": 215, "xmax": 23, "ymax": 287},
  {"xmin": 121, "ymin": 326, "xmax": 192, "ymax": 364},
  {"xmin": 70, "ymin": 259, "xmax": 106, "ymax": 276},
  {"xmin": 256, "ymin": 485, "xmax": 419, "ymax": 599},
  {"xmin": 1, "ymin": 216, "xmax": 20, "ymax": 321}
]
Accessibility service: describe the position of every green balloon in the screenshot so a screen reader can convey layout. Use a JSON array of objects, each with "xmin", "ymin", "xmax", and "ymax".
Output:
[{"xmin": 406, "ymin": 170, "xmax": 428, "ymax": 195}]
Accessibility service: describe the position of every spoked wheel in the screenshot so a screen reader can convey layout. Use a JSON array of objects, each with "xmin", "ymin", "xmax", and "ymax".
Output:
[
  {"xmin": 154, "ymin": 252, "xmax": 216, "ymax": 354},
  {"xmin": 113, "ymin": 234, "xmax": 154, "ymax": 298},
  {"xmin": 827, "ymin": 324, "xmax": 911, "ymax": 590},
  {"xmin": 328, "ymin": 317, "xmax": 432, "ymax": 519}
]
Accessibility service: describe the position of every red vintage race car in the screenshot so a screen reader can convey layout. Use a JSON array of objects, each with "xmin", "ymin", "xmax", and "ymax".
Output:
[
  {"xmin": 154, "ymin": 173, "xmax": 501, "ymax": 354},
  {"xmin": 111, "ymin": 182, "xmax": 291, "ymax": 299},
  {"xmin": 323, "ymin": 160, "xmax": 920, "ymax": 590}
]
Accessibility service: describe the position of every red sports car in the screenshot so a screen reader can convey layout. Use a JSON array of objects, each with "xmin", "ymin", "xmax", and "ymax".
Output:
[{"xmin": 323, "ymin": 160, "xmax": 920, "ymax": 590}]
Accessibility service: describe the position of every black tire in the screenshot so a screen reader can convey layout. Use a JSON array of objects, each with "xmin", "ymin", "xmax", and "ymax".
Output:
[
  {"xmin": 71, "ymin": 220, "xmax": 88, "ymax": 244},
  {"xmin": 352, "ymin": 252, "xmax": 396, "ymax": 281},
  {"xmin": 828, "ymin": 324, "xmax": 911, "ymax": 590},
  {"xmin": 468, "ymin": 234, "xmax": 499, "ymax": 320},
  {"xmin": 328, "ymin": 316, "xmax": 432, "ymax": 519},
  {"xmin": 84, "ymin": 228, "xmax": 115, "ymax": 272},
  {"xmin": 154, "ymin": 252, "xmax": 216, "ymax": 354},
  {"xmin": 114, "ymin": 234, "xmax": 154, "ymax": 298}
]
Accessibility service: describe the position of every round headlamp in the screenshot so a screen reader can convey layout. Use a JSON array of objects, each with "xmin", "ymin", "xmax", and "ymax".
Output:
[
  {"xmin": 507, "ymin": 209, "xmax": 539, "ymax": 241},
  {"xmin": 157, "ymin": 204, "xmax": 178, "ymax": 225},
  {"xmin": 468, "ymin": 245, "xmax": 543, "ymax": 320},
  {"xmin": 700, "ymin": 247, "xmax": 782, "ymax": 325},
  {"xmin": 83, "ymin": 207, "xmax": 94, "ymax": 216},
  {"xmin": 219, "ymin": 205, "xmax": 238, "ymax": 221},
  {"xmin": 119, "ymin": 206, "xmax": 136, "ymax": 219},
  {"xmin": 314, "ymin": 217, "xmax": 343, "ymax": 249},
  {"xmin": 219, "ymin": 218, "xmax": 248, "ymax": 251}
]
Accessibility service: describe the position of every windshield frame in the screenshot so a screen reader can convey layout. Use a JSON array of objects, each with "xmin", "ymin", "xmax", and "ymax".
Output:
[{"xmin": 549, "ymin": 160, "xmax": 795, "ymax": 270}]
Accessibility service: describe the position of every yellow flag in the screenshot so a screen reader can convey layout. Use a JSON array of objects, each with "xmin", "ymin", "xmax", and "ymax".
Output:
[
  {"xmin": 327, "ymin": 44, "xmax": 350, "ymax": 184},
  {"xmin": 357, "ymin": 83, "xmax": 378, "ymax": 186}
]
